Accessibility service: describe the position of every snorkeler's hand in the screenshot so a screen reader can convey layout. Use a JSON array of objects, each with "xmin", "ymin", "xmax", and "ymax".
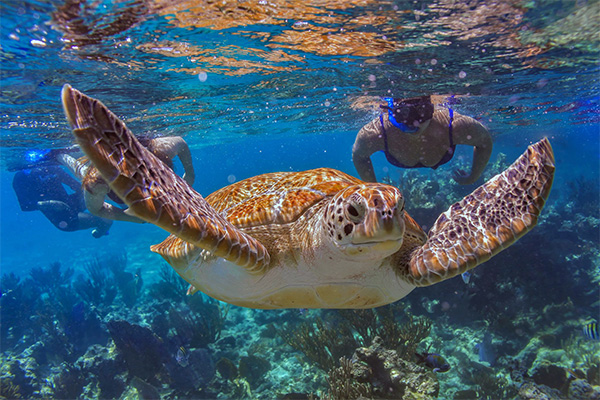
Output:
[
  {"xmin": 183, "ymin": 171, "xmax": 195, "ymax": 186},
  {"xmin": 452, "ymin": 168, "xmax": 474, "ymax": 185}
]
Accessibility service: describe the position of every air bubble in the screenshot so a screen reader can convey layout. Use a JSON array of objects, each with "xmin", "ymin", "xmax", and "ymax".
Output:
[{"xmin": 30, "ymin": 39, "xmax": 46, "ymax": 48}]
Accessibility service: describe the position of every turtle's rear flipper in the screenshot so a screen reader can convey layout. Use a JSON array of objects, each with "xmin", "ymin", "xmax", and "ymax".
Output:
[
  {"xmin": 407, "ymin": 138, "xmax": 555, "ymax": 286},
  {"xmin": 61, "ymin": 84, "xmax": 270, "ymax": 271}
]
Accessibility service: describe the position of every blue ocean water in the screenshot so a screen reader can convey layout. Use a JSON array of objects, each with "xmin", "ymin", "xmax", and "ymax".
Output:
[{"xmin": 1, "ymin": 1, "xmax": 599, "ymax": 399}]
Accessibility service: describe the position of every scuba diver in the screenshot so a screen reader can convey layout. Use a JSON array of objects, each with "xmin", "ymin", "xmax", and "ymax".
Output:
[
  {"xmin": 12, "ymin": 161, "xmax": 112, "ymax": 238},
  {"xmin": 352, "ymin": 96, "xmax": 493, "ymax": 184}
]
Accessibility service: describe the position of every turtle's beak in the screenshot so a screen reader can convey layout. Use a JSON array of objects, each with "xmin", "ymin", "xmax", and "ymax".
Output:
[{"xmin": 353, "ymin": 208, "xmax": 405, "ymax": 244}]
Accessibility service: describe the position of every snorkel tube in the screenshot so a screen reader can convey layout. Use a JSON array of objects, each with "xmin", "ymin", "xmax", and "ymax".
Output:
[{"xmin": 441, "ymin": 95, "xmax": 455, "ymax": 137}]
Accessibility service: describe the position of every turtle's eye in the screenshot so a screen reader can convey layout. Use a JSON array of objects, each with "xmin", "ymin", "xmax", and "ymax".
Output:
[
  {"xmin": 345, "ymin": 199, "xmax": 366, "ymax": 222},
  {"xmin": 347, "ymin": 205, "xmax": 359, "ymax": 217}
]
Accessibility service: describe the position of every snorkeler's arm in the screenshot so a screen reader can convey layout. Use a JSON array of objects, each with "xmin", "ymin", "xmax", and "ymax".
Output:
[
  {"xmin": 451, "ymin": 115, "xmax": 493, "ymax": 185},
  {"xmin": 150, "ymin": 137, "xmax": 195, "ymax": 186},
  {"xmin": 56, "ymin": 153, "xmax": 89, "ymax": 182},
  {"xmin": 174, "ymin": 138, "xmax": 195, "ymax": 186},
  {"xmin": 352, "ymin": 117, "xmax": 385, "ymax": 182},
  {"xmin": 84, "ymin": 185, "xmax": 145, "ymax": 223}
]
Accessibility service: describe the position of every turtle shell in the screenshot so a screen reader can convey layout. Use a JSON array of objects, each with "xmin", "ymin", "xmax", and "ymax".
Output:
[{"xmin": 206, "ymin": 168, "xmax": 363, "ymax": 228}]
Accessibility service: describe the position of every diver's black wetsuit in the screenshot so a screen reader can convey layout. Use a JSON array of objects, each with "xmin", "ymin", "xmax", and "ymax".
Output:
[{"xmin": 12, "ymin": 165, "xmax": 106, "ymax": 233}]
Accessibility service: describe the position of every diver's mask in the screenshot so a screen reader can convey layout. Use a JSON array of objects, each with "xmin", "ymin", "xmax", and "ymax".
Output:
[{"xmin": 380, "ymin": 96, "xmax": 434, "ymax": 133}]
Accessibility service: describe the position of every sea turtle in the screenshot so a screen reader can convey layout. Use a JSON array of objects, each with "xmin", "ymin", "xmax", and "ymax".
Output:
[{"xmin": 61, "ymin": 84, "xmax": 555, "ymax": 309}]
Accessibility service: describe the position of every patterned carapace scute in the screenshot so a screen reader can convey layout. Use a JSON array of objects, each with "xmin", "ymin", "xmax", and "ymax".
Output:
[{"xmin": 206, "ymin": 169, "xmax": 362, "ymax": 228}]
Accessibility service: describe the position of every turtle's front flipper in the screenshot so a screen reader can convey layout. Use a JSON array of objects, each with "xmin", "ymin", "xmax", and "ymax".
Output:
[
  {"xmin": 407, "ymin": 138, "xmax": 555, "ymax": 286},
  {"xmin": 61, "ymin": 84, "xmax": 270, "ymax": 271}
]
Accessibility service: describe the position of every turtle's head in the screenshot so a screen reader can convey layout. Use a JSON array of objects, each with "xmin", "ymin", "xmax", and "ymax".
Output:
[{"xmin": 323, "ymin": 183, "xmax": 405, "ymax": 259}]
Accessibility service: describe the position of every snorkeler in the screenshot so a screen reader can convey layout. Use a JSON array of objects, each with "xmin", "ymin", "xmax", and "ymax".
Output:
[
  {"xmin": 352, "ymin": 96, "xmax": 493, "ymax": 184},
  {"xmin": 12, "ymin": 165, "xmax": 112, "ymax": 238},
  {"xmin": 57, "ymin": 136, "xmax": 196, "ymax": 223}
]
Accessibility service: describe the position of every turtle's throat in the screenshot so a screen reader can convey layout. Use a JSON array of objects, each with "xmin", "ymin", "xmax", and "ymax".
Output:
[{"xmin": 342, "ymin": 239, "xmax": 403, "ymax": 257}]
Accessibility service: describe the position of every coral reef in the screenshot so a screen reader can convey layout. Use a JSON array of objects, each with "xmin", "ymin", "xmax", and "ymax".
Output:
[
  {"xmin": 238, "ymin": 354, "xmax": 271, "ymax": 387},
  {"xmin": 325, "ymin": 357, "xmax": 373, "ymax": 399},
  {"xmin": 106, "ymin": 320, "xmax": 168, "ymax": 380},
  {"xmin": 279, "ymin": 306, "xmax": 432, "ymax": 371},
  {"xmin": 168, "ymin": 294, "xmax": 228, "ymax": 348},
  {"xmin": 50, "ymin": 364, "xmax": 86, "ymax": 399},
  {"xmin": 148, "ymin": 264, "xmax": 189, "ymax": 304},
  {"xmin": 325, "ymin": 336, "xmax": 439, "ymax": 400},
  {"xmin": 278, "ymin": 316, "xmax": 356, "ymax": 371},
  {"xmin": 459, "ymin": 360, "xmax": 517, "ymax": 399},
  {"xmin": 106, "ymin": 253, "xmax": 143, "ymax": 308}
]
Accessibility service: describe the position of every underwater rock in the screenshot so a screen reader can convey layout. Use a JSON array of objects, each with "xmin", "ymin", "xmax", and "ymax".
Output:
[
  {"xmin": 131, "ymin": 376, "xmax": 162, "ymax": 400},
  {"xmin": 150, "ymin": 311, "xmax": 170, "ymax": 340},
  {"xmin": 519, "ymin": 382, "xmax": 564, "ymax": 400},
  {"xmin": 422, "ymin": 180, "xmax": 440, "ymax": 197},
  {"xmin": 191, "ymin": 347, "xmax": 216, "ymax": 384},
  {"xmin": 531, "ymin": 362, "xmax": 569, "ymax": 392},
  {"xmin": 20, "ymin": 341, "xmax": 47, "ymax": 369},
  {"xmin": 0, "ymin": 358, "xmax": 36, "ymax": 398},
  {"xmin": 64, "ymin": 301, "xmax": 109, "ymax": 356},
  {"xmin": 239, "ymin": 354, "xmax": 271, "ymax": 387},
  {"xmin": 166, "ymin": 347, "xmax": 215, "ymax": 392},
  {"xmin": 215, "ymin": 357, "xmax": 238, "ymax": 381},
  {"xmin": 568, "ymin": 379, "xmax": 600, "ymax": 400},
  {"xmin": 342, "ymin": 336, "xmax": 439, "ymax": 399},
  {"xmin": 217, "ymin": 335, "xmax": 237, "ymax": 348},
  {"xmin": 106, "ymin": 320, "xmax": 168, "ymax": 380},
  {"xmin": 51, "ymin": 364, "xmax": 86, "ymax": 399},
  {"xmin": 77, "ymin": 343, "xmax": 127, "ymax": 399},
  {"xmin": 516, "ymin": 337, "xmax": 544, "ymax": 370},
  {"xmin": 518, "ymin": 381, "xmax": 565, "ymax": 400}
]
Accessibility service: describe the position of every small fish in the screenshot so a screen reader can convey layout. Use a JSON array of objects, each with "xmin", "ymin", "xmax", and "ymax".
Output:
[
  {"xmin": 176, "ymin": 346, "xmax": 189, "ymax": 367},
  {"xmin": 583, "ymin": 322, "xmax": 599, "ymax": 340},
  {"xmin": 415, "ymin": 352, "xmax": 450, "ymax": 373},
  {"xmin": 461, "ymin": 271, "xmax": 472, "ymax": 284},
  {"xmin": 476, "ymin": 332, "xmax": 497, "ymax": 367},
  {"xmin": 566, "ymin": 368, "xmax": 586, "ymax": 380}
]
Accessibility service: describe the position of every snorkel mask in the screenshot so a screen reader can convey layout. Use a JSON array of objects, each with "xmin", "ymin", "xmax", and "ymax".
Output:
[
  {"xmin": 25, "ymin": 149, "xmax": 51, "ymax": 164},
  {"xmin": 381, "ymin": 96, "xmax": 434, "ymax": 133}
]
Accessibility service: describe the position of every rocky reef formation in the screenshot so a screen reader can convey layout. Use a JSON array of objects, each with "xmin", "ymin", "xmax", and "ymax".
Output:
[{"xmin": 325, "ymin": 336, "xmax": 439, "ymax": 399}]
